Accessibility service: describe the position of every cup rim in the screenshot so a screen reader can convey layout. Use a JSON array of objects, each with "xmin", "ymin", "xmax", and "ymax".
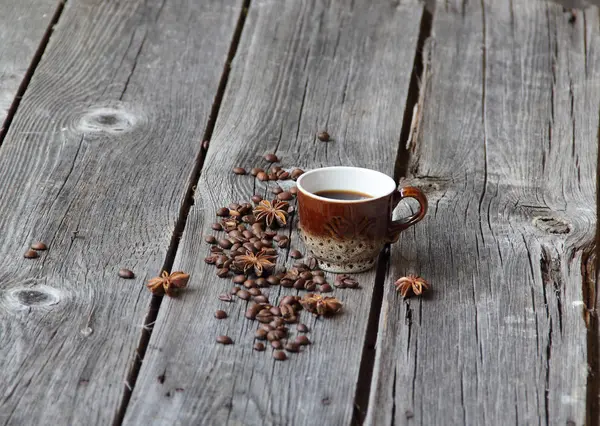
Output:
[{"xmin": 296, "ymin": 166, "xmax": 396, "ymax": 204}]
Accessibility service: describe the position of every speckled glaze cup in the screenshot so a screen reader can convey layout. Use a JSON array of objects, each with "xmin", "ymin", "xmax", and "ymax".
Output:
[{"xmin": 296, "ymin": 167, "xmax": 427, "ymax": 273}]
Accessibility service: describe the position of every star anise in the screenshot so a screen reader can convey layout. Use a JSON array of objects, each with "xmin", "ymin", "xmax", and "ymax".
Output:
[
  {"xmin": 300, "ymin": 293, "xmax": 343, "ymax": 317},
  {"xmin": 394, "ymin": 275, "xmax": 429, "ymax": 298},
  {"xmin": 147, "ymin": 271, "xmax": 190, "ymax": 297},
  {"xmin": 235, "ymin": 249, "xmax": 276, "ymax": 276},
  {"xmin": 253, "ymin": 199, "xmax": 289, "ymax": 228}
]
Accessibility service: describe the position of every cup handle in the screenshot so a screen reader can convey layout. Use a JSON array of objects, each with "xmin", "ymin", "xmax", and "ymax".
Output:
[{"xmin": 387, "ymin": 186, "xmax": 428, "ymax": 243}]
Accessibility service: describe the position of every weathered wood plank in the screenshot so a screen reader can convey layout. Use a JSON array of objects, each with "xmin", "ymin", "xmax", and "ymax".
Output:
[
  {"xmin": 0, "ymin": 0, "xmax": 240, "ymax": 424},
  {"xmin": 124, "ymin": 0, "xmax": 424, "ymax": 424},
  {"xmin": 367, "ymin": 1, "xmax": 600, "ymax": 424},
  {"xmin": 0, "ymin": 0, "xmax": 61, "ymax": 132}
]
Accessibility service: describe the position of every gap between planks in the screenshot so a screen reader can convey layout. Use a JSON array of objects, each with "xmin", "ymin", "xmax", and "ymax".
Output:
[{"xmin": 111, "ymin": 1, "xmax": 252, "ymax": 424}]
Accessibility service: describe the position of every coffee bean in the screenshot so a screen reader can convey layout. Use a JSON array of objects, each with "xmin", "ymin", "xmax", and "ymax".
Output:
[
  {"xmin": 275, "ymin": 239, "xmax": 288, "ymax": 249},
  {"xmin": 273, "ymin": 350, "xmax": 287, "ymax": 360},
  {"xmin": 270, "ymin": 318, "xmax": 285, "ymax": 328},
  {"xmin": 270, "ymin": 306, "xmax": 281, "ymax": 316},
  {"xmin": 312, "ymin": 270, "xmax": 325, "ymax": 276},
  {"xmin": 254, "ymin": 295, "xmax": 269, "ymax": 304},
  {"xmin": 273, "ymin": 329, "xmax": 287, "ymax": 339},
  {"xmin": 289, "ymin": 186, "xmax": 298, "ymax": 195},
  {"xmin": 260, "ymin": 324, "xmax": 274, "ymax": 332},
  {"xmin": 296, "ymin": 335, "xmax": 311, "ymax": 345},
  {"xmin": 217, "ymin": 207, "xmax": 229, "ymax": 217},
  {"xmin": 317, "ymin": 131, "xmax": 330, "ymax": 142},
  {"xmin": 272, "ymin": 341, "xmax": 283, "ymax": 350},
  {"xmin": 280, "ymin": 279, "xmax": 294, "ymax": 288},
  {"xmin": 215, "ymin": 255, "xmax": 227, "ymax": 267},
  {"xmin": 284, "ymin": 315, "xmax": 298, "ymax": 324},
  {"xmin": 31, "ymin": 242, "xmax": 47, "ymax": 251},
  {"xmin": 297, "ymin": 324, "xmax": 309, "ymax": 332},
  {"xmin": 294, "ymin": 262, "xmax": 309, "ymax": 271},
  {"xmin": 251, "ymin": 194, "xmax": 263, "ymax": 204},
  {"xmin": 293, "ymin": 279, "xmax": 305, "ymax": 290},
  {"xmin": 277, "ymin": 191, "xmax": 293, "ymax": 201},
  {"xmin": 257, "ymin": 313, "xmax": 274, "ymax": 324},
  {"xmin": 253, "ymin": 242, "xmax": 263, "ymax": 250},
  {"xmin": 320, "ymin": 284, "xmax": 333, "ymax": 293},
  {"xmin": 255, "ymin": 278, "xmax": 268, "ymax": 288},
  {"xmin": 216, "ymin": 335, "xmax": 233, "ymax": 345},
  {"xmin": 248, "ymin": 288, "xmax": 261, "ymax": 296},
  {"xmin": 231, "ymin": 286, "xmax": 240, "ymax": 294},
  {"xmin": 211, "ymin": 222, "xmax": 223, "ymax": 231},
  {"xmin": 278, "ymin": 171, "xmax": 290, "ymax": 180},
  {"xmin": 268, "ymin": 172, "xmax": 278, "ymax": 181},
  {"xmin": 245, "ymin": 307, "xmax": 258, "ymax": 320},
  {"xmin": 205, "ymin": 235, "xmax": 217, "ymax": 244},
  {"xmin": 272, "ymin": 186, "xmax": 283, "ymax": 195},
  {"xmin": 210, "ymin": 246, "xmax": 224, "ymax": 254},
  {"xmin": 217, "ymin": 268, "xmax": 230, "ymax": 278},
  {"xmin": 215, "ymin": 310, "xmax": 227, "ymax": 319},
  {"xmin": 218, "ymin": 239, "xmax": 232, "ymax": 250},
  {"xmin": 255, "ymin": 329, "xmax": 268, "ymax": 340},
  {"xmin": 219, "ymin": 293, "xmax": 233, "ymax": 302},
  {"xmin": 204, "ymin": 255, "xmax": 217, "ymax": 264},
  {"xmin": 264, "ymin": 153, "xmax": 279, "ymax": 162},
  {"xmin": 251, "ymin": 167, "xmax": 264, "ymax": 176},
  {"xmin": 305, "ymin": 281, "xmax": 317, "ymax": 291},
  {"xmin": 266, "ymin": 276, "xmax": 280, "ymax": 286},
  {"xmin": 233, "ymin": 167, "xmax": 247, "ymax": 175},
  {"xmin": 233, "ymin": 275, "xmax": 246, "ymax": 284},
  {"xmin": 285, "ymin": 342, "xmax": 300, "ymax": 353},
  {"xmin": 202, "ymin": 140, "xmax": 209, "ymax": 150},
  {"xmin": 267, "ymin": 331, "xmax": 280, "ymax": 342},
  {"xmin": 237, "ymin": 290, "xmax": 251, "ymax": 300},
  {"xmin": 23, "ymin": 249, "xmax": 39, "ymax": 259},
  {"xmin": 290, "ymin": 250, "xmax": 303, "ymax": 259},
  {"xmin": 254, "ymin": 342, "xmax": 266, "ymax": 351},
  {"xmin": 118, "ymin": 268, "xmax": 135, "ymax": 279},
  {"xmin": 257, "ymin": 171, "xmax": 268, "ymax": 181},
  {"xmin": 300, "ymin": 271, "xmax": 313, "ymax": 280},
  {"xmin": 291, "ymin": 168, "xmax": 305, "ymax": 179},
  {"xmin": 243, "ymin": 279, "xmax": 257, "ymax": 289},
  {"xmin": 313, "ymin": 275, "xmax": 326, "ymax": 284},
  {"xmin": 242, "ymin": 215, "xmax": 255, "ymax": 224},
  {"xmin": 280, "ymin": 296, "xmax": 298, "ymax": 306}
]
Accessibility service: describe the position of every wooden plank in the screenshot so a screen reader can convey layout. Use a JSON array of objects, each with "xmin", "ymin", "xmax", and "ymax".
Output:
[
  {"xmin": 0, "ymin": 0, "xmax": 241, "ymax": 424},
  {"xmin": 0, "ymin": 0, "xmax": 61, "ymax": 130},
  {"xmin": 367, "ymin": 0, "xmax": 600, "ymax": 424},
  {"xmin": 123, "ymin": 0, "xmax": 424, "ymax": 424}
]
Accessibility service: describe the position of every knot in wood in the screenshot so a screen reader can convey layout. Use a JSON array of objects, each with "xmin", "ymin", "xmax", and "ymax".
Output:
[
  {"xmin": 4, "ymin": 285, "xmax": 61, "ymax": 310},
  {"xmin": 76, "ymin": 106, "xmax": 138, "ymax": 134},
  {"xmin": 533, "ymin": 216, "xmax": 571, "ymax": 235}
]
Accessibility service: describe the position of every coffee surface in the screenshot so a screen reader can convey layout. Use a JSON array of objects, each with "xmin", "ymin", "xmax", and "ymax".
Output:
[{"xmin": 314, "ymin": 189, "xmax": 372, "ymax": 200}]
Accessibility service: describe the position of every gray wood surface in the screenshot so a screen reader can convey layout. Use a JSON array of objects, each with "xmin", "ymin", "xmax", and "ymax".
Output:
[
  {"xmin": 367, "ymin": 0, "xmax": 600, "ymax": 424},
  {"xmin": 123, "ymin": 0, "xmax": 424, "ymax": 424},
  {"xmin": 0, "ymin": 0, "xmax": 240, "ymax": 424},
  {"xmin": 0, "ymin": 0, "xmax": 60, "ymax": 130}
]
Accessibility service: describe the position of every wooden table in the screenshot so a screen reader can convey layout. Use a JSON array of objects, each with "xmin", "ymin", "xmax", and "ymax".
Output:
[{"xmin": 1, "ymin": 0, "xmax": 598, "ymax": 424}]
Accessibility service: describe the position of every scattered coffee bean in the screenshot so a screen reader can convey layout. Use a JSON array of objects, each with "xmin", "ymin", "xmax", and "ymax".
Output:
[
  {"xmin": 264, "ymin": 153, "xmax": 279, "ymax": 163},
  {"xmin": 257, "ymin": 312, "xmax": 274, "ymax": 324},
  {"xmin": 280, "ymin": 279, "xmax": 294, "ymax": 288},
  {"xmin": 237, "ymin": 290, "xmax": 251, "ymax": 300},
  {"xmin": 260, "ymin": 323, "xmax": 274, "ymax": 332},
  {"xmin": 211, "ymin": 222, "xmax": 223, "ymax": 231},
  {"xmin": 257, "ymin": 171, "xmax": 268, "ymax": 181},
  {"xmin": 233, "ymin": 274, "xmax": 246, "ymax": 284},
  {"xmin": 242, "ymin": 215, "xmax": 255, "ymax": 224},
  {"xmin": 216, "ymin": 335, "xmax": 233, "ymax": 345},
  {"xmin": 305, "ymin": 281, "xmax": 317, "ymax": 291},
  {"xmin": 289, "ymin": 186, "xmax": 298, "ymax": 195},
  {"xmin": 229, "ymin": 202, "xmax": 240, "ymax": 210},
  {"xmin": 312, "ymin": 270, "xmax": 325, "ymax": 277},
  {"xmin": 320, "ymin": 284, "xmax": 333, "ymax": 293},
  {"xmin": 251, "ymin": 168, "xmax": 264, "ymax": 177},
  {"xmin": 270, "ymin": 306, "xmax": 281, "ymax": 316},
  {"xmin": 255, "ymin": 278, "xmax": 268, "ymax": 288},
  {"xmin": 218, "ymin": 239, "xmax": 232, "ymax": 249},
  {"xmin": 277, "ymin": 239, "xmax": 289, "ymax": 249},
  {"xmin": 215, "ymin": 310, "xmax": 227, "ymax": 319},
  {"xmin": 272, "ymin": 186, "xmax": 283, "ymax": 195},
  {"xmin": 317, "ymin": 131, "xmax": 330, "ymax": 142},
  {"xmin": 219, "ymin": 293, "xmax": 233, "ymax": 302},
  {"xmin": 300, "ymin": 271, "xmax": 313, "ymax": 280},
  {"xmin": 31, "ymin": 242, "xmax": 47, "ymax": 251},
  {"xmin": 268, "ymin": 172, "xmax": 278, "ymax": 181},
  {"xmin": 273, "ymin": 350, "xmax": 287, "ymax": 360},
  {"xmin": 210, "ymin": 246, "xmax": 224, "ymax": 254},
  {"xmin": 204, "ymin": 255, "xmax": 217, "ymax": 264},
  {"xmin": 285, "ymin": 342, "xmax": 300, "ymax": 353},
  {"xmin": 290, "ymin": 250, "xmax": 303, "ymax": 259},
  {"xmin": 255, "ymin": 329, "xmax": 268, "ymax": 340},
  {"xmin": 254, "ymin": 295, "xmax": 269, "ymax": 304},
  {"xmin": 278, "ymin": 171, "xmax": 290, "ymax": 180},
  {"xmin": 291, "ymin": 168, "xmax": 305, "ymax": 179},
  {"xmin": 313, "ymin": 275, "xmax": 326, "ymax": 284},
  {"xmin": 266, "ymin": 276, "xmax": 280, "ymax": 286},
  {"xmin": 296, "ymin": 335, "xmax": 311, "ymax": 345},
  {"xmin": 246, "ymin": 307, "xmax": 258, "ymax": 320},
  {"xmin": 306, "ymin": 257, "xmax": 318, "ymax": 269},
  {"xmin": 24, "ymin": 249, "xmax": 38, "ymax": 259},
  {"xmin": 217, "ymin": 207, "xmax": 229, "ymax": 217},
  {"xmin": 251, "ymin": 194, "xmax": 263, "ymax": 204},
  {"xmin": 272, "ymin": 341, "xmax": 283, "ymax": 350},
  {"xmin": 233, "ymin": 167, "xmax": 247, "ymax": 175},
  {"xmin": 277, "ymin": 191, "xmax": 293, "ymax": 201},
  {"xmin": 293, "ymin": 279, "xmax": 305, "ymax": 290},
  {"xmin": 270, "ymin": 318, "xmax": 285, "ymax": 328},
  {"xmin": 231, "ymin": 286, "xmax": 240, "ymax": 294},
  {"xmin": 254, "ymin": 342, "xmax": 266, "ymax": 351},
  {"xmin": 244, "ymin": 279, "xmax": 257, "ymax": 289},
  {"xmin": 267, "ymin": 331, "xmax": 280, "ymax": 342},
  {"xmin": 205, "ymin": 235, "xmax": 217, "ymax": 244},
  {"xmin": 118, "ymin": 268, "xmax": 135, "ymax": 279},
  {"xmin": 297, "ymin": 324, "xmax": 309, "ymax": 332},
  {"xmin": 217, "ymin": 268, "xmax": 230, "ymax": 278},
  {"xmin": 248, "ymin": 288, "xmax": 261, "ymax": 296}
]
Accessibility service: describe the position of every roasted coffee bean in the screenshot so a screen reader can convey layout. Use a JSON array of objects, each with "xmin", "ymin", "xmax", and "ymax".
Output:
[
  {"xmin": 257, "ymin": 313, "xmax": 274, "ymax": 324},
  {"xmin": 273, "ymin": 329, "xmax": 287, "ymax": 340},
  {"xmin": 215, "ymin": 310, "xmax": 227, "ymax": 319},
  {"xmin": 210, "ymin": 246, "xmax": 224, "ymax": 254},
  {"xmin": 300, "ymin": 271, "xmax": 313, "ymax": 280},
  {"xmin": 297, "ymin": 323, "xmax": 309, "ymax": 332},
  {"xmin": 223, "ymin": 260, "xmax": 233, "ymax": 269},
  {"xmin": 237, "ymin": 290, "xmax": 251, "ymax": 300},
  {"xmin": 289, "ymin": 186, "xmax": 298, "ymax": 195},
  {"xmin": 296, "ymin": 335, "xmax": 311, "ymax": 345},
  {"xmin": 216, "ymin": 335, "xmax": 233, "ymax": 345},
  {"xmin": 320, "ymin": 284, "xmax": 333, "ymax": 293},
  {"xmin": 312, "ymin": 270, "xmax": 325, "ymax": 276},
  {"xmin": 266, "ymin": 276, "xmax": 280, "ymax": 286},
  {"xmin": 270, "ymin": 306, "xmax": 281, "ymax": 316},
  {"xmin": 293, "ymin": 279, "xmax": 305, "ymax": 290},
  {"xmin": 264, "ymin": 153, "xmax": 279, "ymax": 162},
  {"xmin": 272, "ymin": 166, "xmax": 282, "ymax": 173},
  {"xmin": 248, "ymin": 236, "xmax": 260, "ymax": 243},
  {"xmin": 251, "ymin": 167, "xmax": 264, "ymax": 176},
  {"xmin": 270, "ymin": 318, "xmax": 285, "ymax": 328},
  {"xmin": 211, "ymin": 222, "xmax": 223, "ymax": 231},
  {"xmin": 267, "ymin": 331, "xmax": 280, "ymax": 342},
  {"xmin": 255, "ymin": 329, "xmax": 268, "ymax": 340},
  {"xmin": 31, "ymin": 242, "xmax": 47, "ymax": 251},
  {"xmin": 232, "ymin": 275, "xmax": 246, "ymax": 284},
  {"xmin": 280, "ymin": 296, "xmax": 298, "ymax": 306},
  {"xmin": 243, "ymin": 279, "xmax": 257, "ymax": 289},
  {"xmin": 306, "ymin": 257, "xmax": 318, "ymax": 270},
  {"xmin": 280, "ymin": 304, "xmax": 295, "ymax": 319},
  {"xmin": 257, "ymin": 171, "xmax": 268, "ymax": 181},
  {"xmin": 254, "ymin": 295, "xmax": 269, "ymax": 304},
  {"xmin": 219, "ymin": 293, "xmax": 233, "ymax": 302},
  {"xmin": 24, "ymin": 249, "xmax": 39, "ymax": 259},
  {"xmin": 217, "ymin": 268, "xmax": 230, "ymax": 278},
  {"xmin": 215, "ymin": 255, "xmax": 227, "ymax": 267},
  {"xmin": 229, "ymin": 210, "xmax": 241, "ymax": 219},
  {"xmin": 291, "ymin": 168, "xmax": 305, "ymax": 179},
  {"xmin": 248, "ymin": 288, "xmax": 261, "ymax": 296},
  {"xmin": 205, "ymin": 235, "xmax": 217, "ymax": 244},
  {"xmin": 118, "ymin": 268, "xmax": 135, "ymax": 279},
  {"xmin": 280, "ymin": 279, "xmax": 294, "ymax": 288},
  {"xmin": 313, "ymin": 275, "xmax": 326, "ymax": 284},
  {"xmin": 260, "ymin": 324, "xmax": 274, "ymax": 332},
  {"xmin": 253, "ymin": 242, "xmax": 263, "ymax": 250},
  {"xmin": 268, "ymin": 172, "xmax": 278, "ymax": 181},
  {"xmin": 264, "ymin": 248, "xmax": 277, "ymax": 256},
  {"xmin": 217, "ymin": 207, "xmax": 229, "ymax": 217},
  {"xmin": 278, "ymin": 171, "xmax": 290, "ymax": 180},
  {"xmin": 242, "ymin": 230, "xmax": 254, "ymax": 239},
  {"xmin": 271, "ymin": 341, "xmax": 283, "ymax": 350},
  {"xmin": 204, "ymin": 255, "xmax": 217, "ymax": 264},
  {"xmin": 229, "ymin": 202, "xmax": 240, "ymax": 210},
  {"xmin": 272, "ymin": 186, "xmax": 283, "ymax": 195},
  {"xmin": 251, "ymin": 194, "xmax": 263, "ymax": 203},
  {"xmin": 277, "ymin": 191, "xmax": 293, "ymax": 201},
  {"xmin": 276, "ymin": 239, "xmax": 289, "ymax": 249},
  {"xmin": 273, "ymin": 350, "xmax": 287, "ymax": 360},
  {"xmin": 294, "ymin": 262, "xmax": 309, "ymax": 271},
  {"xmin": 231, "ymin": 286, "xmax": 240, "ymax": 294},
  {"xmin": 290, "ymin": 250, "xmax": 303, "ymax": 259},
  {"xmin": 272, "ymin": 234, "xmax": 283, "ymax": 242},
  {"xmin": 228, "ymin": 229, "xmax": 243, "ymax": 238},
  {"xmin": 254, "ymin": 342, "xmax": 266, "ymax": 351},
  {"xmin": 242, "ymin": 215, "xmax": 255, "ymax": 224},
  {"xmin": 317, "ymin": 131, "xmax": 330, "ymax": 142},
  {"xmin": 245, "ymin": 307, "xmax": 258, "ymax": 320},
  {"xmin": 260, "ymin": 239, "xmax": 271, "ymax": 247},
  {"xmin": 231, "ymin": 244, "xmax": 243, "ymax": 253},
  {"xmin": 304, "ymin": 280, "xmax": 317, "ymax": 291},
  {"xmin": 285, "ymin": 342, "xmax": 300, "ymax": 353},
  {"xmin": 233, "ymin": 167, "xmax": 247, "ymax": 175},
  {"xmin": 255, "ymin": 278, "xmax": 268, "ymax": 288}
]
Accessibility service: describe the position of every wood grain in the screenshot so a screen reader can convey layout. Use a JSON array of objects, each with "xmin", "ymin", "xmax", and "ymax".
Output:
[
  {"xmin": 123, "ymin": 0, "xmax": 424, "ymax": 424},
  {"xmin": 0, "ymin": 0, "xmax": 61, "ymax": 132},
  {"xmin": 367, "ymin": 0, "xmax": 600, "ymax": 424},
  {"xmin": 0, "ymin": 0, "xmax": 240, "ymax": 424}
]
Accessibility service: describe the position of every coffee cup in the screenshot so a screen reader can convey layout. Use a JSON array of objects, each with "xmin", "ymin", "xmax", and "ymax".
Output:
[{"xmin": 296, "ymin": 166, "xmax": 427, "ymax": 273}]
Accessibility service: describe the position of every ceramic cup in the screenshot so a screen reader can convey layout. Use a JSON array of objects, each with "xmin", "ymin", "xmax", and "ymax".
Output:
[{"xmin": 296, "ymin": 166, "xmax": 427, "ymax": 273}]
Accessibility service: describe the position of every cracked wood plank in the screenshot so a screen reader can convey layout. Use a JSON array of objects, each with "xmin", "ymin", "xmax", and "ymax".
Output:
[
  {"xmin": 0, "ymin": 0, "xmax": 61, "ymax": 134},
  {"xmin": 123, "ymin": 0, "xmax": 424, "ymax": 424},
  {"xmin": 366, "ymin": 1, "xmax": 600, "ymax": 425},
  {"xmin": 0, "ymin": 0, "xmax": 241, "ymax": 424}
]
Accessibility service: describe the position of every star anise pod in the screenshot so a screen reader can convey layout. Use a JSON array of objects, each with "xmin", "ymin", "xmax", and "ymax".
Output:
[
  {"xmin": 147, "ymin": 271, "xmax": 190, "ymax": 297},
  {"xmin": 394, "ymin": 275, "xmax": 429, "ymax": 298},
  {"xmin": 253, "ymin": 199, "xmax": 289, "ymax": 228},
  {"xmin": 300, "ymin": 293, "xmax": 343, "ymax": 317},
  {"xmin": 235, "ymin": 249, "xmax": 276, "ymax": 277}
]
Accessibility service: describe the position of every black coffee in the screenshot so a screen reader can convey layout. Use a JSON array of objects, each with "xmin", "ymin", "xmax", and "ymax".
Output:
[{"xmin": 314, "ymin": 190, "xmax": 372, "ymax": 200}]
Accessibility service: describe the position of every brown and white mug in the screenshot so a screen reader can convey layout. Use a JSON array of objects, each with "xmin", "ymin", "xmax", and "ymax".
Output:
[{"xmin": 296, "ymin": 166, "xmax": 427, "ymax": 273}]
